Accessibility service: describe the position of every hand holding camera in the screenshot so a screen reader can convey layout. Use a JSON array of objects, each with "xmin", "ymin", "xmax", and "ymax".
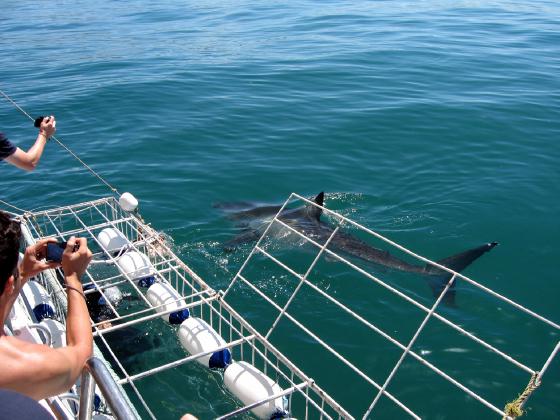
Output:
[
  {"xmin": 46, "ymin": 241, "xmax": 77, "ymax": 263},
  {"xmin": 34, "ymin": 115, "xmax": 56, "ymax": 139},
  {"xmin": 21, "ymin": 237, "xmax": 91, "ymax": 282},
  {"xmin": 60, "ymin": 237, "xmax": 93, "ymax": 281},
  {"xmin": 19, "ymin": 238, "xmax": 60, "ymax": 281}
]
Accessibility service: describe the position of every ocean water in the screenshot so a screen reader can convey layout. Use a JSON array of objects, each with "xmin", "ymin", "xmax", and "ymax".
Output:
[{"xmin": 1, "ymin": 1, "xmax": 559, "ymax": 419}]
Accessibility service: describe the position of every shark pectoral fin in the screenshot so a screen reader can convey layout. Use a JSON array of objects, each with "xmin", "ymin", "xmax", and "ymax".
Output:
[
  {"xmin": 427, "ymin": 275, "xmax": 457, "ymax": 306},
  {"xmin": 222, "ymin": 229, "xmax": 262, "ymax": 252},
  {"xmin": 226, "ymin": 205, "xmax": 283, "ymax": 221},
  {"xmin": 212, "ymin": 201, "xmax": 255, "ymax": 210}
]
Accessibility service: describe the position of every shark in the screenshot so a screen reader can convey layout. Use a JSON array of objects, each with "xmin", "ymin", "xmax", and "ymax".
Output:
[{"xmin": 218, "ymin": 192, "xmax": 498, "ymax": 304}]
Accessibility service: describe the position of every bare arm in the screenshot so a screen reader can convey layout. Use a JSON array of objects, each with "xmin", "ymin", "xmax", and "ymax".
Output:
[
  {"xmin": 60, "ymin": 236, "xmax": 94, "ymax": 386},
  {"xmin": 0, "ymin": 337, "xmax": 87, "ymax": 400},
  {"xmin": 5, "ymin": 116, "xmax": 56, "ymax": 171},
  {"xmin": 10, "ymin": 273, "xmax": 96, "ymax": 400},
  {"xmin": 63, "ymin": 274, "xmax": 93, "ymax": 376},
  {"xmin": 0, "ymin": 236, "xmax": 93, "ymax": 400}
]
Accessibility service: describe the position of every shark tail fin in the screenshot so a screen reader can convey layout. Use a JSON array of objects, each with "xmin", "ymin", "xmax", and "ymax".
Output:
[
  {"xmin": 429, "ymin": 242, "xmax": 499, "ymax": 274},
  {"xmin": 425, "ymin": 242, "xmax": 498, "ymax": 305}
]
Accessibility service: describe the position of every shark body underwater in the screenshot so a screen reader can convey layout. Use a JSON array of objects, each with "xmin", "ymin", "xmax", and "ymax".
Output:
[{"xmin": 218, "ymin": 192, "xmax": 498, "ymax": 304}]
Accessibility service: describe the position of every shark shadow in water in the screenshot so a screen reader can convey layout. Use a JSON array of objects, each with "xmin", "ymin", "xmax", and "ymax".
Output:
[{"xmin": 217, "ymin": 192, "xmax": 498, "ymax": 304}]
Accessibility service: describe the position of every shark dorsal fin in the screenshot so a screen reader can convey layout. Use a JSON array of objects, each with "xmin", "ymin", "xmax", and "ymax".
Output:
[{"xmin": 308, "ymin": 192, "xmax": 324, "ymax": 221}]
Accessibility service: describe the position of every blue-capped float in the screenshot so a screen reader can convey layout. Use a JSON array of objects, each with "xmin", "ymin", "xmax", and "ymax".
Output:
[
  {"xmin": 224, "ymin": 361, "xmax": 288, "ymax": 419},
  {"xmin": 146, "ymin": 282, "xmax": 189, "ymax": 324},
  {"xmin": 178, "ymin": 317, "xmax": 231, "ymax": 369},
  {"xmin": 115, "ymin": 250, "xmax": 155, "ymax": 287},
  {"xmin": 21, "ymin": 281, "xmax": 55, "ymax": 322}
]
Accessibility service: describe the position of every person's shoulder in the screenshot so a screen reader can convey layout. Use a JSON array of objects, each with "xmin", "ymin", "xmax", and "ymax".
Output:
[
  {"xmin": 0, "ymin": 335, "xmax": 58, "ymax": 363},
  {"xmin": 0, "ymin": 336, "xmax": 67, "ymax": 399},
  {"xmin": 0, "ymin": 337, "xmax": 39, "ymax": 381},
  {"xmin": 0, "ymin": 335, "xmax": 44, "ymax": 355},
  {"xmin": 0, "ymin": 336, "xmax": 67, "ymax": 380}
]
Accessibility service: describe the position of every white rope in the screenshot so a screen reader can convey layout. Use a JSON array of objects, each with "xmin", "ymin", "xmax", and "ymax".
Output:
[
  {"xmin": 0, "ymin": 88, "xmax": 120, "ymax": 195},
  {"xmin": 0, "ymin": 198, "xmax": 28, "ymax": 214}
]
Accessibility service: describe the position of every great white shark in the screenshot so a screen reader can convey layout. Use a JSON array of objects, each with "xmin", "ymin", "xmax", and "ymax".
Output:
[{"xmin": 218, "ymin": 192, "xmax": 498, "ymax": 304}]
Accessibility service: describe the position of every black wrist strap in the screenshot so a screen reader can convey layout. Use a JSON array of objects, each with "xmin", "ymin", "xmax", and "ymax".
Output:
[{"xmin": 65, "ymin": 284, "xmax": 86, "ymax": 299}]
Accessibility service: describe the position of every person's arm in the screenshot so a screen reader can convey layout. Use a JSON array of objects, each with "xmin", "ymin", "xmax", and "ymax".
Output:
[
  {"xmin": 0, "ymin": 336, "xmax": 89, "ymax": 400},
  {"xmin": 60, "ymin": 236, "xmax": 93, "ymax": 377},
  {"xmin": 0, "ymin": 236, "xmax": 93, "ymax": 400},
  {"xmin": 4, "ymin": 116, "xmax": 56, "ymax": 171}
]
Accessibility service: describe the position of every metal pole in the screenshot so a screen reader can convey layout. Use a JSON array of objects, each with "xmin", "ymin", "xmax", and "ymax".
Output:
[
  {"xmin": 78, "ymin": 368, "xmax": 95, "ymax": 420},
  {"xmin": 84, "ymin": 357, "xmax": 139, "ymax": 420}
]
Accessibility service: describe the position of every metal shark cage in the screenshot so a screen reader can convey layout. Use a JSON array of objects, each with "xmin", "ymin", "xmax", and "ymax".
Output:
[{"xmin": 15, "ymin": 194, "xmax": 560, "ymax": 419}]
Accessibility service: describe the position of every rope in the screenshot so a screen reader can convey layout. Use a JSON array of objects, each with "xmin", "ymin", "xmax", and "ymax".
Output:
[
  {"xmin": 0, "ymin": 199, "xmax": 46, "ymax": 239},
  {"xmin": 0, "ymin": 88, "xmax": 121, "ymax": 196},
  {"xmin": 0, "ymin": 198, "xmax": 28, "ymax": 214},
  {"xmin": 502, "ymin": 372, "xmax": 540, "ymax": 419}
]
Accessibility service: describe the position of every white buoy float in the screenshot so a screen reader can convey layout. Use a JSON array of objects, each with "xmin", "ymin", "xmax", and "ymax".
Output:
[
  {"xmin": 224, "ymin": 361, "xmax": 288, "ymax": 419},
  {"xmin": 115, "ymin": 250, "xmax": 155, "ymax": 287},
  {"xmin": 178, "ymin": 317, "xmax": 232, "ymax": 369},
  {"xmin": 146, "ymin": 282, "xmax": 189, "ymax": 324},
  {"xmin": 40, "ymin": 318, "xmax": 66, "ymax": 348},
  {"xmin": 97, "ymin": 228, "xmax": 129, "ymax": 256},
  {"xmin": 119, "ymin": 192, "xmax": 138, "ymax": 212},
  {"xmin": 21, "ymin": 281, "xmax": 55, "ymax": 322}
]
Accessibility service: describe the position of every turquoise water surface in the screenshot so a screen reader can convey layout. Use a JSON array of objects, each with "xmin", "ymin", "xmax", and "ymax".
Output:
[{"xmin": 1, "ymin": 1, "xmax": 559, "ymax": 419}]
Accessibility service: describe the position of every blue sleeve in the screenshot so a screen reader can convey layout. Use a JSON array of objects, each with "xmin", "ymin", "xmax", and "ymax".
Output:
[{"xmin": 0, "ymin": 133, "xmax": 17, "ymax": 160}]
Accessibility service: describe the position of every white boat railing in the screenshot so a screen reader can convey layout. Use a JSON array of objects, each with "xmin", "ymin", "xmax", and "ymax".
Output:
[{"xmin": 79, "ymin": 357, "xmax": 139, "ymax": 420}]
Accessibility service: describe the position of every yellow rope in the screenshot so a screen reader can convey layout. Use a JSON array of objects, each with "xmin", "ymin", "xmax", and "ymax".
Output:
[{"xmin": 502, "ymin": 372, "xmax": 540, "ymax": 419}]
